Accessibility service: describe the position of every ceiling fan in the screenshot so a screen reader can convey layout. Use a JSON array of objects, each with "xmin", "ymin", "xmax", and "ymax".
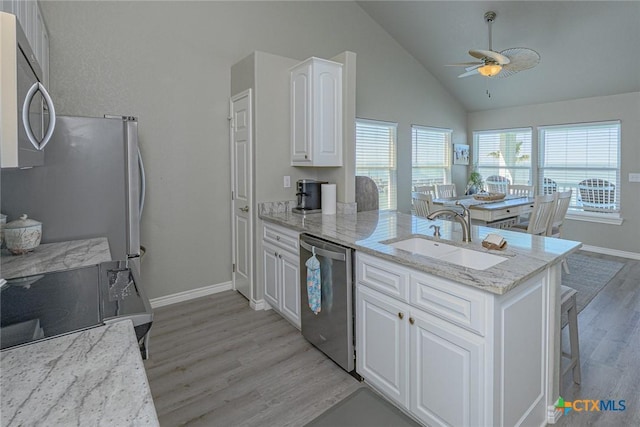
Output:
[{"xmin": 448, "ymin": 11, "xmax": 540, "ymax": 78}]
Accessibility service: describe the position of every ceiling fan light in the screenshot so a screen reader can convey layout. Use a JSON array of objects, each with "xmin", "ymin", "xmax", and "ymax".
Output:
[{"xmin": 478, "ymin": 63, "xmax": 502, "ymax": 77}]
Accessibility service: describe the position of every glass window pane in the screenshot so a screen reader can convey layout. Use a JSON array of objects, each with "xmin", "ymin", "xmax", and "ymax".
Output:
[
  {"xmin": 356, "ymin": 119, "xmax": 397, "ymax": 210},
  {"xmin": 474, "ymin": 128, "xmax": 532, "ymax": 186},
  {"xmin": 411, "ymin": 125, "xmax": 452, "ymax": 189},
  {"xmin": 539, "ymin": 122, "xmax": 620, "ymax": 212}
]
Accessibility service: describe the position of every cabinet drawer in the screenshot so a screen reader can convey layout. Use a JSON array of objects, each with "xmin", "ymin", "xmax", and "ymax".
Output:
[
  {"xmin": 357, "ymin": 253, "xmax": 409, "ymax": 302},
  {"xmin": 263, "ymin": 223, "xmax": 299, "ymax": 254},
  {"xmin": 410, "ymin": 272, "xmax": 487, "ymax": 336}
]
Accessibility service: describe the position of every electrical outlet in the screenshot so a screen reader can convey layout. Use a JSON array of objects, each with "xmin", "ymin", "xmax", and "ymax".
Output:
[
  {"xmin": 629, "ymin": 173, "xmax": 640, "ymax": 183},
  {"xmin": 284, "ymin": 176, "xmax": 291, "ymax": 188}
]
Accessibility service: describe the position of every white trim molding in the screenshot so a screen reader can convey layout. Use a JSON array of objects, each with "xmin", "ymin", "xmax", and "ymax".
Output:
[
  {"xmin": 566, "ymin": 212, "xmax": 623, "ymax": 226},
  {"xmin": 580, "ymin": 245, "xmax": 640, "ymax": 260},
  {"xmin": 250, "ymin": 299, "xmax": 268, "ymax": 311},
  {"xmin": 150, "ymin": 281, "xmax": 233, "ymax": 309}
]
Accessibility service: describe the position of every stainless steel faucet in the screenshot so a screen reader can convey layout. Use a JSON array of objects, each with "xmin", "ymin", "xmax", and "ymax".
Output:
[{"xmin": 426, "ymin": 201, "xmax": 472, "ymax": 242}]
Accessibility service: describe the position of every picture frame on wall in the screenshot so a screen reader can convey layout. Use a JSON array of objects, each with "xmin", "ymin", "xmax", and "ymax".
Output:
[{"xmin": 453, "ymin": 143, "xmax": 470, "ymax": 165}]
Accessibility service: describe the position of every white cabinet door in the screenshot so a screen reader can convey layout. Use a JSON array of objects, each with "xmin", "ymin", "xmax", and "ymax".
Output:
[
  {"xmin": 290, "ymin": 57, "xmax": 342, "ymax": 167},
  {"xmin": 290, "ymin": 64, "xmax": 311, "ymax": 163},
  {"xmin": 357, "ymin": 286, "xmax": 409, "ymax": 408},
  {"xmin": 409, "ymin": 310, "xmax": 484, "ymax": 427},
  {"xmin": 262, "ymin": 242, "xmax": 279, "ymax": 309},
  {"xmin": 279, "ymin": 249, "xmax": 301, "ymax": 328}
]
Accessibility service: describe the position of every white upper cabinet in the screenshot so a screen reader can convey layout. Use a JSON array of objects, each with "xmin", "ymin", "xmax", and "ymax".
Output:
[
  {"xmin": 1, "ymin": 0, "xmax": 49, "ymax": 86},
  {"xmin": 290, "ymin": 57, "xmax": 343, "ymax": 167}
]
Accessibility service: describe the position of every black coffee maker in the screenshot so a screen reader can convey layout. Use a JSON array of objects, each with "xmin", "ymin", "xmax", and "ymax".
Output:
[{"xmin": 293, "ymin": 179, "xmax": 327, "ymax": 214}]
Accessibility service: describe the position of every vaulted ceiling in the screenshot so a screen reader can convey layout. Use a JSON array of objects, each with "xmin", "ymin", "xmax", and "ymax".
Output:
[{"xmin": 357, "ymin": 1, "xmax": 640, "ymax": 112}]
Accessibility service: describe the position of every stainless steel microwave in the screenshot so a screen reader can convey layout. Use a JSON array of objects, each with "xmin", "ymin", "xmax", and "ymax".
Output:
[{"xmin": 0, "ymin": 12, "xmax": 55, "ymax": 169}]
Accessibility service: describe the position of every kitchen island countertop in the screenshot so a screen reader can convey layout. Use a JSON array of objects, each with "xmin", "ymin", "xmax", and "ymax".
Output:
[
  {"xmin": 0, "ymin": 320, "xmax": 159, "ymax": 426},
  {"xmin": 0, "ymin": 237, "xmax": 111, "ymax": 279},
  {"xmin": 259, "ymin": 210, "xmax": 582, "ymax": 295}
]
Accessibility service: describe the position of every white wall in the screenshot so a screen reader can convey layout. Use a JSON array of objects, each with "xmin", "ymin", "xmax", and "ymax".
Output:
[
  {"xmin": 40, "ymin": 1, "xmax": 467, "ymax": 299},
  {"xmin": 468, "ymin": 92, "xmax": 640, "ymax": 254}
]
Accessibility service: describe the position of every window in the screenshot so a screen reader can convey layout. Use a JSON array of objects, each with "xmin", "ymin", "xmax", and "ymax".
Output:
[
  {"xmin": 356, "ymin": 119, "xmax": 397, "ymax": 210},
  {"xmin": 539, "ymin": 121, "xmax": 621, "ymax": 215},
  {"xmin": 411, "ymin": 125, "xmax": 452, "ymax": 188},
  {"xmin": 473, "ymin": 128, "xmax": 532, "ymax": 187}
]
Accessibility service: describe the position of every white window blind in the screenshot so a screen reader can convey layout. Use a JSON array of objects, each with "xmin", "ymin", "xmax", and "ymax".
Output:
[
  {"xmin": 411, "ymin": 125, "xmax": 451, "ymax": 189},
  {"xmin": 539, "ymin": 121, "xmax": 620, "ymax": 213},
  {"xmin": 473, "ymin": 128, "xmax": 532, "ymax": 187},
  {"xmin": 356, "ymin": 119, "xmax": 397, "ymax": 210}
]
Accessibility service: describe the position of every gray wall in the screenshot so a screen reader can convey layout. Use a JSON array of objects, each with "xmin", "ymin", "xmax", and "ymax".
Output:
[
  {"xmin": 40, "ymin": 1, "xmax": 467, "ymax": 299},
  {"xmin": 468, "ymin": 92, "xmax": 640, "ymax": 254}
]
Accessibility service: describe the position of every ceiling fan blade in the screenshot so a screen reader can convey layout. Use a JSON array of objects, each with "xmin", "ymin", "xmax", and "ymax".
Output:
[
  {"xmin": 469, "ymin": 49, "xmax": 510, "ymax": 65},
  {"xmin": 465, "ymin": 64, "xmax": 482, "ymax": 72},
  {"xmin": 444, "ymin": 62, "xmax": 483, "ymax": 67},
  {"xmin": 458, "ymin": 68, "xmax": 479, "ymax": 78}
]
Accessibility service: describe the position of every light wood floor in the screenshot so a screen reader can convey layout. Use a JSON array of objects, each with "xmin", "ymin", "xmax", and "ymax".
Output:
[
  {"xmin": 143, "ymin": 291, "xmax": 362, "ymax": 426},
  {"xmin": 144, "ymin": 251, "xmax": 638, "ymax": 427},
  {"xmin": 556, "ymin": 251, "xmax": 640, "ymax": 426}
]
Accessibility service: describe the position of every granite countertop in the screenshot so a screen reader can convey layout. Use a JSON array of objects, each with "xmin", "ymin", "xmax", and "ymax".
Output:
[
  {"xmin": 1, "ymin": 320, "xmax": 159, "ymax": 427},
  {"xmin": 1, "ymin": 237, "xmax": 111, "ymax": 279},
  {"xmin": 259, "ymin": 210, "xmax": 582, "ymax": 295}
]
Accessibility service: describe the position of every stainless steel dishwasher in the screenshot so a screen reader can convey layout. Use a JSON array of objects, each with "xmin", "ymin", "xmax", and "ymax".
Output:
[{"xmin": 299, "ymin": 234, "xmax": 355, "ymax": 372}]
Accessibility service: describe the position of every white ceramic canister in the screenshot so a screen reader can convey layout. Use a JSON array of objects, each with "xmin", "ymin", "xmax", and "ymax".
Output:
[{"xmin": 4, "ymin": 214, "xmax": 42, "ymax": 255}]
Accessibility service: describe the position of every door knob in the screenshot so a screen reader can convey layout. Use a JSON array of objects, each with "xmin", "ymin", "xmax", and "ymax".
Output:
[
  {"xmin": 409, "ymin": 317, "xmax": 415, "ymax": 325},
  {"xmin": 398, "ymin": 312, "xmax": 404, "ymax": 320},
  {"xmin": 239, "ymin": 206, "xmax": 249, "ymax": 212}
]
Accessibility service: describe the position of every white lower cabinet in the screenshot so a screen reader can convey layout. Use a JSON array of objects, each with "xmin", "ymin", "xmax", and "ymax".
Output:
[
  {"xmin": 262, "ymin": 224, "xmax": 301, "ymax": 329},
  {"xmin": 357, "ymin": 285, "xmax": 483, "ymax": 426},
  {"xmin": 409, "ymin": 309, "xmax": 484, "ymax": 427},
  {"xmin": 356, "ymin": 252, "xmax": 554, "ymax": 427},
  {"xmin": 357, "ymin": 285, "xmax": 409, "ymax": 408}
]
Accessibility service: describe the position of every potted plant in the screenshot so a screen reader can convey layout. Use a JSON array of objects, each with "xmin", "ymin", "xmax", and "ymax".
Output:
[{"xmin": 465, "ymin": 170, "xmax": 484, "ymax": 195}]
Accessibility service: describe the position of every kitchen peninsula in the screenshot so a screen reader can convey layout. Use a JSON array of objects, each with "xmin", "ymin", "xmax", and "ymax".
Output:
[{"xmin": 259, "ymin": 210, "xmax": 581, "ymax": 426}]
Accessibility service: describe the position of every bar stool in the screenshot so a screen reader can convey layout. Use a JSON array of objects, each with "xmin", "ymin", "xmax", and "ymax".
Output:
[{"xmin": 560, "ymin": 285, "xmax": 581, "ymax": 395}]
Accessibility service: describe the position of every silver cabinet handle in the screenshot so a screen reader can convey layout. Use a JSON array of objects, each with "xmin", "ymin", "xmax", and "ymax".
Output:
[
  {"xmin": 22, "ymin": 82, "xmax": 56, "ymax": 151},
  {"xmin": 299, "ymin": 240, "xmax": 347, "ymax": 261},
  {"xmin": 239, "ymin": 206, "xmax": 249, "ymax": 212}
]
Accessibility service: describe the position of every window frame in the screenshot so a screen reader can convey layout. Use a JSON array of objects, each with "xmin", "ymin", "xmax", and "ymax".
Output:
[
  {"xmin": 538, "ymin": 120, "xmax": 622, "ymax": 224},
  {"xmin": 472, "ymin": 127, "xmax": 533, "ymax": 188},
  {"xmin": 355, "ymin": 118, "xmax": 398, "ymax": 211},
  {"xmin": 410, "ymin": 125, "xmax": 452, "ymax": 190}
]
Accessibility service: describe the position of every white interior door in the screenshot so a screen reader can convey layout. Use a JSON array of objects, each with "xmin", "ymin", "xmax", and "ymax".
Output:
[{"xmin": 230, "ymin": 89, "xmax": 253, "ymax": 300}]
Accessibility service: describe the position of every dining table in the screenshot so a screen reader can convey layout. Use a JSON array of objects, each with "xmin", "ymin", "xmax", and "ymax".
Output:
[{"xmin": 432, "ymin": 195, "xmax": 535, "ymax": 229}]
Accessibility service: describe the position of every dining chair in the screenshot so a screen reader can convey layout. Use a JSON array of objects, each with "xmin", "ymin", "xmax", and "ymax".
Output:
[
  {"xmin": 435, "ymin": 184, "xmax": 457, "ymax": 198},
  {"xmin": 547, "ymin": 190, "xmax": 572, "ymax": 238},
  {"xmin": 413, "ymin": 185, "xmax": 437, "ymax": 198},
  {"xmin": 547, "ymin": 190, "xmax": 573, "ymax": 273},
  {"xmin": 510, "ymin": 193, "xmax": 558, "ymax": 236},
  {"xmin": 411, "ymin": 192, "xmax": 433, "ymax": 218},
  {"xmin": 485, "ymin": 175, "xmax": 510, "ymax": 194},
  {"xmin": 578, "ymin": 178, "xmax": 616, "ymax": 212},
  {"xmin": 508, "ymin": 184, "xmax": 534, "ymax": 198}
]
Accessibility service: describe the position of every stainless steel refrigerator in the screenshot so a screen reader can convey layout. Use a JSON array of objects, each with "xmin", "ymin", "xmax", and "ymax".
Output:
[{"xmin": 1, "ymin": 115, "xmax": 145, "ymax": 267}]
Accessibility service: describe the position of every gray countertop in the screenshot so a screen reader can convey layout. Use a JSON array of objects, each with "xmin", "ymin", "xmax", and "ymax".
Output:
[
  {"xmin": 0, "ymin": 320, "xmax": 159, "ymax": 426},
  {"xmin": 260, "ymin": 210, "xmax": 582, "ymax": 295},
  {"xmin": 1, "ymin": 237, "xmax": 111, "ymax": 279}
]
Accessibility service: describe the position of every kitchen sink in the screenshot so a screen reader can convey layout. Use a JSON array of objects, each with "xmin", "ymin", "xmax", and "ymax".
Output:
[{"xmin": 388, "ymin": 237, "xmax": 507, "ymax": 271}]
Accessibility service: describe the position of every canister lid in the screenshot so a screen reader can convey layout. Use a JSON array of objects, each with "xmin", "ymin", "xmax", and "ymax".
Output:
[{"xmin": 5, "ymin": 214, "xmax": 41, "ymax": 229}]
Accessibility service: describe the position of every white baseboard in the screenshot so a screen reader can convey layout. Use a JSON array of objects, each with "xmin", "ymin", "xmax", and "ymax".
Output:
[
  {"xmin": 250, "ymin": 299, "xmax": 267, "ymax": 311},
  {"xmin": 150, "ymin": 281, "xmax": 233, "ymax": 309},
  {"xmin": 580, "ymin": 245, "xmax": 640, "ymax": 260}
]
